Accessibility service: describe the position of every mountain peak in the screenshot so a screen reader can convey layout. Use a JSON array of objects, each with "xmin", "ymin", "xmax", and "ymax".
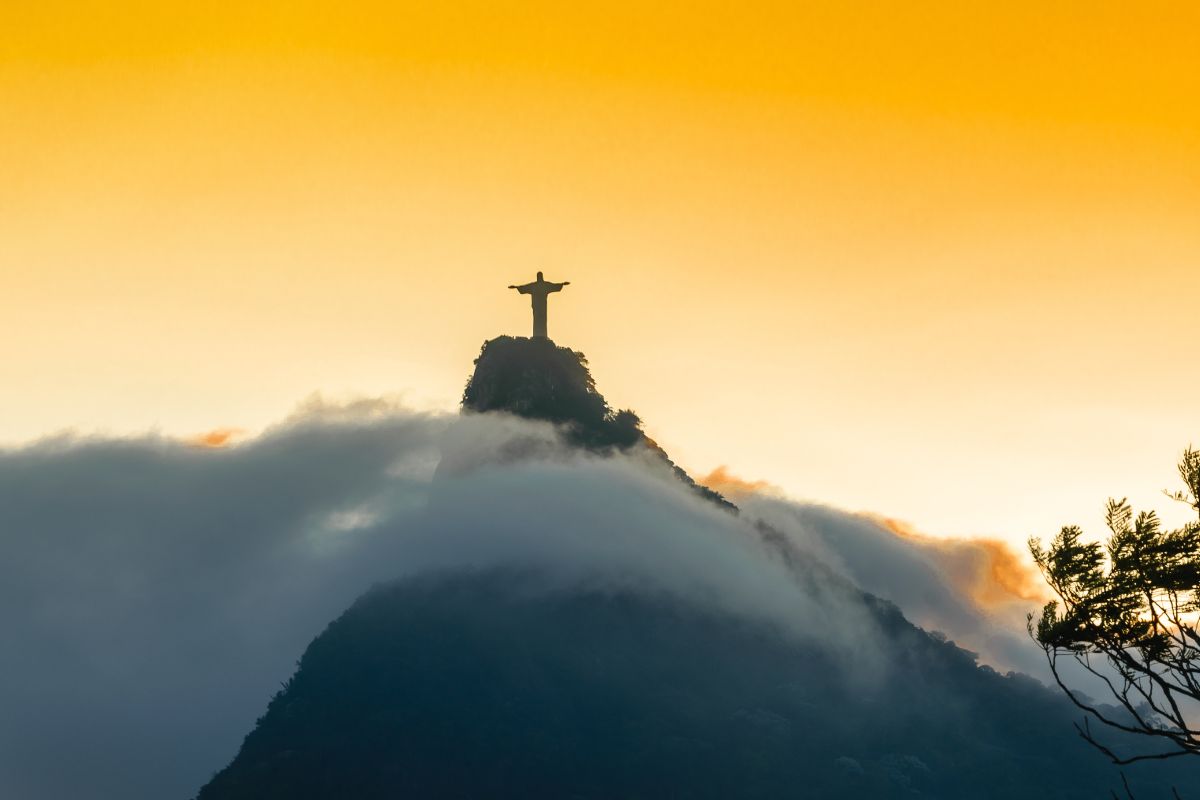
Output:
[
  {"xmin": 462, "ymin": 336, "xmax": 642, "ymax": 451},
  {"xmin": 461, "ymin": 335, "xmax": 733, "ymax": 509}
]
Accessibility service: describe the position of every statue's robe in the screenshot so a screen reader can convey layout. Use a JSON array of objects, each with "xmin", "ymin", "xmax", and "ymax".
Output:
[{"xmin": 514, "ymin": 278, "xmax": 567, "ymax": 339}]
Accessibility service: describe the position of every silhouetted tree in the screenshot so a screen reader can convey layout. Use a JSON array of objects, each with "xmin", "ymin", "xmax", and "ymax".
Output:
[{"xmin": 1030, "ymin": 446, "xmax": 1200, "ymax": 765}]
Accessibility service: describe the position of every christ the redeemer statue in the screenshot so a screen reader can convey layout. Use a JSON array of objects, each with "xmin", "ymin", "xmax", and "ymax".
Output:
[{"xmin": 508, "ymin": 271, "xmax": 569, "ymax": 339}]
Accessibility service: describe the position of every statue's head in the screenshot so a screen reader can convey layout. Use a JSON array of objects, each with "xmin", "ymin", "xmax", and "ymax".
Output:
[{"xmin": 536, "ymin": 271, "xmax": 544, "ymax": 280}]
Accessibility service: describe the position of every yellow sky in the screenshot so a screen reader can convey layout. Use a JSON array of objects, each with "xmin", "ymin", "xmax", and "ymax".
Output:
[{"xmin": 2, "ymin": 2, "xmax": 1198, "ymax": 546}]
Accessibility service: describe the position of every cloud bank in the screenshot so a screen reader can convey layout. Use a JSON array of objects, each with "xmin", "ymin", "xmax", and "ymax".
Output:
[{"xmin": 0, "ymin": 402, "xmax": 1044, "ymax": 799}]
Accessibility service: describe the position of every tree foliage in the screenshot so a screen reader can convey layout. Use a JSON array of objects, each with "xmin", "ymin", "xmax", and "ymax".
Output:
[
  {"xmin": 1029, "ymin": 447, "xmax": 1200, "ymax": 764},
  {"xmin": 461, "ymin": 336, "xmax": 643, "ymax": 450},
  {"xmin": 460, "ymin": 336, "xmax": 735, "ymax": 509}
]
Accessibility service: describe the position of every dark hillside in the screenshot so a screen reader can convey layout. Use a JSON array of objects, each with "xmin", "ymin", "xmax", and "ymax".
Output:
[{"xmin": 197, "ymin": 572, "xmax": 1191, "ymax": 799}]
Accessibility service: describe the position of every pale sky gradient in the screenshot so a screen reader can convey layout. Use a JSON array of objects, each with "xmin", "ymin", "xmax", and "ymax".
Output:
[{"xmin": 2, "ymin": 1, "xmax": 1198, "ymax": 547}]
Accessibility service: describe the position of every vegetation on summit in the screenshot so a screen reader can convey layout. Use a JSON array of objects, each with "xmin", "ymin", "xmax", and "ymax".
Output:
[
  {"xmin": 462, "ymin": 335, "xmax": 734, "ymax": 509},
  {"xmin": 462, "ymin": 335, "xmax": 643, "ymax": 451}
]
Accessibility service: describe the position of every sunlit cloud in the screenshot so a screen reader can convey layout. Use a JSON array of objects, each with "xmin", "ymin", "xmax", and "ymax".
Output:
[
  {"xmin": 868, "ymin": 515, "xmax": 1049, "ymax": 609},
  {"xmin": 697, "ymin": 464, "xmax": 781, "ymax": 500},
  {"xmin": 185, "ymin": 427, "xmax": 245, "ymax": 448}
]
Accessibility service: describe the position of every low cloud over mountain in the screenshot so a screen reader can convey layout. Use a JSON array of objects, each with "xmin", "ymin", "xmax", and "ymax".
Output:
[{"xmin": 0, "ymin": 400, "xmax": 1189, "ymax": 798}]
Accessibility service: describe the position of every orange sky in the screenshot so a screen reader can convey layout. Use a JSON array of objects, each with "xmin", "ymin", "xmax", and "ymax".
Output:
[{"xmin": 2, "ymin": 2, "xmax": 1198, "ymax": 547}]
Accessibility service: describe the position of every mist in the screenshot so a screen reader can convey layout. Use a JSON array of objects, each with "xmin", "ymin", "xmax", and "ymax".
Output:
[{"xmin": 1, "ymin": 401, "xmax": 1046, "ymax": 799}]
